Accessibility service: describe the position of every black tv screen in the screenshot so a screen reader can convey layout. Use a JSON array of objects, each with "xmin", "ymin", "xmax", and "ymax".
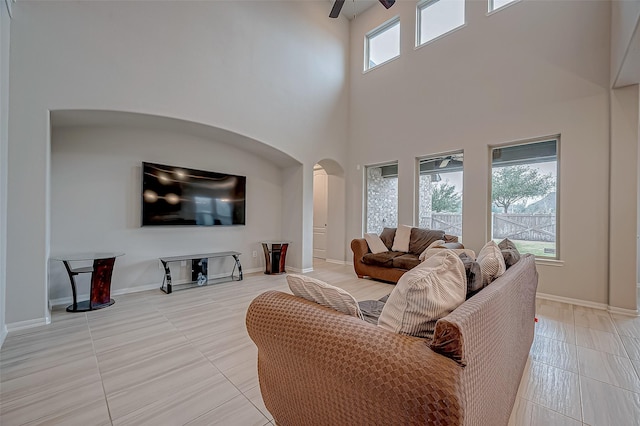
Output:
[{"xmin": 141, "ymin": 162, "xmax": 246, "ymax": 226}]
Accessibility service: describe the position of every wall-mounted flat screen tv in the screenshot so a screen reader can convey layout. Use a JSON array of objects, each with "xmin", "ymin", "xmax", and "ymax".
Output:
[{"xmin": 141, "ymin": 162, "xmax": 246, "ymax": 226}]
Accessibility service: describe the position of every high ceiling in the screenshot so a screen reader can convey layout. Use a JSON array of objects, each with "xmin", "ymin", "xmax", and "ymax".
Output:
[{"xmin": 333, "ymin": 0, "xmax": 377, "ymax": 20}]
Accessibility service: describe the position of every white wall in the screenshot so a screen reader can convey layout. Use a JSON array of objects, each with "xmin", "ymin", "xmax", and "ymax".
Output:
[
  {"xmin": 49, "ymin": 125, "xmax": 284, "ymax": 302},
  {"xmin": 7, "ymin": 1, "xmax": 350, "ymax": 325},
  {"xmin": 0, "ymin": 0, "xmax": 11, "ymax": 345},
  {"xmin": 610, "ymin": 0, "xmax": 640, "ymax": 87},
  {"xmin": 348, "ymin": 1, "xmax": 617, "ymax": 306}
]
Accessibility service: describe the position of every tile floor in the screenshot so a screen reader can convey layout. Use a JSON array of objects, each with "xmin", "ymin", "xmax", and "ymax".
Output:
[{"xmin": 1, "ymin": 261, "xmax": 639, "ymax": 425}]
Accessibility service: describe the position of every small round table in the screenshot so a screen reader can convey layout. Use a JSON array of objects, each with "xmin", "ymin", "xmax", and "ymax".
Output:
[{"xmin": 52, "ymin": 252, "xmax": 124, "ymax": 312}]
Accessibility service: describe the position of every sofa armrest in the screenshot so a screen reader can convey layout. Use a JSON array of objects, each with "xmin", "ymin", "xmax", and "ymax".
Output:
[{"xmin": 246, "ymin": 291, "xmax": 464, "ymax": 425}]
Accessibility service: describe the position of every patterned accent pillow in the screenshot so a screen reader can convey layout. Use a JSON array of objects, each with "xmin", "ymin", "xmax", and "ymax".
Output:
[
  {"xmin": 477, "ymin": 241, "xmax": 506, "ymax": 285},
  {"xmin": 378, "ymin": 250, "xmax": 466, "ymax": 339},
  {"xmin": 364, "ymin": 233, "xmax": 389, "ymax": 254},
  {"xmin": 392, "ymin": 224, "xmax": 413, "ymax": 252},
  {"xmin": 498, "ymin": 238, "xmax": 521, "ymax": 268},
  {"xmin": 287, "ymin": 274, "xmax": 363, "ymax": 319}
]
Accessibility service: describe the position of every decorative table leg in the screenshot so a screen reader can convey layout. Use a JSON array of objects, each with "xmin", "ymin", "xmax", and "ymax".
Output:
[
  {"xmin": 262, "ymin": 243, "xmax": 272, "ymax": 275},
  {"xmin": 233, "ymin": 254, "xmax": 243, "ymax": 280},
  {"xmin": 161, "ymin": 260, "xmax": 173, "ymax": 294},
  {"xmin": 62, "ymin": 261, "xmax": 79, "ymax": 312},
  {"xmin": 90, "ymin": 257, "xmax": 116, "ymax": 309}
]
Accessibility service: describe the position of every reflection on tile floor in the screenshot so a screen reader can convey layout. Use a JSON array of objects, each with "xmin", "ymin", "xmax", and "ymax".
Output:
[{"xmin": 1, "ymin": 261, "xmax": 639, "ymax": 425}]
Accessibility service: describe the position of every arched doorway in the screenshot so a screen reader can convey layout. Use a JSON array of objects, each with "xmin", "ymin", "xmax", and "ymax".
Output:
[{"xmin": 313, "ymin": 164, "xmax": 328, "ymax": 259}]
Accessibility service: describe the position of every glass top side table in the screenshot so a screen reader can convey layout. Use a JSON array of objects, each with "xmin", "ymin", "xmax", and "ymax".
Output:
[{"xmin": 52, "ymin": 252, "xmax": 124, "ymax": 312}]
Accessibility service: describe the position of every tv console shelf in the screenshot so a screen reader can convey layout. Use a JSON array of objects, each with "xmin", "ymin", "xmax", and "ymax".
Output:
[{"xmin": 159, "ymin": 251, "xmax": 242, "ymax": 294}]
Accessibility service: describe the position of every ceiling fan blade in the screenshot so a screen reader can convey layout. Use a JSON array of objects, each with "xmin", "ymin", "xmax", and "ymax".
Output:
[
  {"xmin": 379, "ymin": 0, "xmax": 396, "ymax": 9},
  {"xmin": 329, "ymin": 0, "xmax": 345, "ymax": 18}
]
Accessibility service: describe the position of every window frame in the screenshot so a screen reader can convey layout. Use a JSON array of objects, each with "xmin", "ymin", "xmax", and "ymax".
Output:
[
  {"xmin": 364, "ymin": 16, "xmax": 401, "ymax": 72},
  {"xmin": 415, "ymin": 150, "xmax": 464, "ymax": 239},
  {"xmin": 415, "ymin": 0, "xmax": 466, "ymax": 48},
  {"xmin": 487, "ymin": 0, "xmax": 519, "ymax": 15},
  {"xmin": 488, "ymin": 135, "xmax": 561, "ymax": 261},
  {"xmin": 364, "ymin": 160, "xmax": 399, "ymax": 235}
]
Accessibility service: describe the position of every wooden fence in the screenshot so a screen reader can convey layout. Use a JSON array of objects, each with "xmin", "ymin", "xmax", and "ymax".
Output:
[{"xmin": 421, "ymin": 213, "xmax": 556, "ymax": 242}]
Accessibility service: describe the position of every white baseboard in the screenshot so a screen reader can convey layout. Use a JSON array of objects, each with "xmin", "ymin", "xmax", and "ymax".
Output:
[
  {"xmin": 286, "ymin": 266, "xmax": 313, "ymax": 274},
  {"xmin": 346, "ymin": 261, "xmax": 354, "ymax": 266},
  {"xmin": 608, "ymin": 306, "xmax": 639, "ymax": 317},
  {"xmin": 537, "ymin": 292, "xmax": 639, "ymax": 316},
  {"xmin": 536, "ymin": 292, "xmax": 608, "ymax": 310},
  {"xmin": 325, "ymin": 259, "xmax": 346, "ymax": 265},
  {"xmin": 6, "ymin": 316, "xmax": 50, "ymax": 332},
  {"xmin": 242, "ymin": 267, "xmax": 263, "ymax": 275},
  {"xmin": 0, "ymin": 325, "xmax": 7, "ymax": 348}
]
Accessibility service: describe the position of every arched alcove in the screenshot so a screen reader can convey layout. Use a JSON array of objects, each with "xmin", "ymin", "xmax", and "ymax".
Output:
[{"xmin": 48, "ymin": 109, "xmax": 303, "ymax": 302}]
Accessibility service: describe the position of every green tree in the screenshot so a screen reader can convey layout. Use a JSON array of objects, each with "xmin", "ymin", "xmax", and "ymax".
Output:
[
  {"xmin": 431, "ymin": 182, "xmax": 461, "ymax": 213},
  {"xmin": 492, "ymin": 165, "xmax": 554, "ymax": 213}
]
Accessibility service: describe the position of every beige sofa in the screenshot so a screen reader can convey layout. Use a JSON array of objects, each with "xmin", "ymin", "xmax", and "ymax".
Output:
[
  {"xmin": 352, "ymin": 227, "xmax": 462, "ymax": 283},
  {"xmin": 246, "ymin": 254, "xmax": 538, "ymax": 425}
]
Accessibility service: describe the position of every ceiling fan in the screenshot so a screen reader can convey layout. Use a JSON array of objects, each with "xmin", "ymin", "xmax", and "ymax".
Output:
[{"xmin": 329, "ymin": 0, "xmax": 396, "ymax": 18}]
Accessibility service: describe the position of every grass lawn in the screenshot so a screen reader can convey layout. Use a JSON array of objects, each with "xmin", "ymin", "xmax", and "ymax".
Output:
[{"xmin": 493, "ymin": 239, "xmax": 555, "ymax": 257}]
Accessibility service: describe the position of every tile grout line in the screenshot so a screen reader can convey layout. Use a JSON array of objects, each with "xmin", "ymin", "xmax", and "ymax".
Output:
[
  {"xmin": 573, "ymin": 304, "xmax": 586, "ymax": 424},
  {"xmin": 86, "ymin": 311, "xmax": 115, "ymax": 425}
]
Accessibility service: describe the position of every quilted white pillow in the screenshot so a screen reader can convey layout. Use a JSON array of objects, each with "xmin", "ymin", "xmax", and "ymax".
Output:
[
  {"xmin": 364, "ymin": 233, "xmax": 389, "ymax": 254},
  {"xmin": 378, "ymin": 250, "xmax": 466, "ymax": 339},
  {"xmin": 287, "ymin": 274, "xmax": 363, "ymax": 319},
  {"xmin": 420, "ymin": 248, "xmax": 477, "ymax": 262},
  {"xmin": 391, "ymin": 224, "xmax": 413, "ymax": 252},
  {"xmin": 477, "ymin": 241, "xmax": 506, "ymax": 285}
]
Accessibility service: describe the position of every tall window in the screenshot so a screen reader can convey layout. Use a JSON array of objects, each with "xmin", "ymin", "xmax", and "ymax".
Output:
[
  {"xmin": 488, "ymin": 0, "xmax": 518, "ymax": 13},
  {"xmin": 491, "ymin": 138, "xmax": 558, "ymax": 258},
  {"xmin": 417, "ymin": 152, "xmax": 463, "ymax": 237},
  {"xmin": 365, "ymin": 17, "xmax": 400, "ymax": 71},
  {"xmin": 417, "ymin": 0, "xmax": 465, "ymax": 47},
  {"xmin": 365, "ymin": 162, "xmax": 398, "ymax": 234}
]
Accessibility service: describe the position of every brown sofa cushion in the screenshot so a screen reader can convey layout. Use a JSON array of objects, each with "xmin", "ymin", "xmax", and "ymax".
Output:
[
  {"xmin": 409, "ymin": 228, "xmax": 446, "ymax": 255},
  {"xmin": 379, "ymin": 227, "xmax": 396, "ymax": 250},
  {"xmin": 362, "ymin": 251, "xmax": 404, "ymax": 267},
  {"xmin": 391, "ymin": 254, "xmax": 421, "ymax": 270}
]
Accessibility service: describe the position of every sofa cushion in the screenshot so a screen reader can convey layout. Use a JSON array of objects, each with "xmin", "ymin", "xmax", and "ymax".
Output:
[
  {"xmin": 379, "ymin": 227, "xmax": 397, "ymax": 250},
  {"xmin": 498, "ymin": 238, "xmax": 521, "ymax": 268},
  {"xmin": 392, "ymin": 224, "xmax": 413, "ymax": 252},
  {"xmin": 409, "ymin": 228, "xmax": 447, "ymax": 255},
  {"xmin": 391, "ymin": 254, "xmax": 421, "ymax": 270},
  {"xmin": 364, "ymin": 233, "xmax": 389, "ymax": 254},
  {"xmin": 287, "ymin": 274, "xmax": 363, "ymax": 319},
  {"xmin": 378, "ymin": 250, "xmax": 466, "ymax": 339},
  {"xmin": 362, "ymin": 251, "xmax": 404, "ymax": 267},
  {"xmin": 459, "ymin": 253, "xmax": 483, "ymax": 296},
  {"xmin": 477, "ymin": 241, "xmax": 506, "ymax": 285}
]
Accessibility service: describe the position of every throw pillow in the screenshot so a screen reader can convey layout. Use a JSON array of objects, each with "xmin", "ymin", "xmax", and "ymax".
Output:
[
  {"xmin": 391, "ymin": 224, "xmax": 413, "ymax": 252},
  {"xmin": 378, "ymin": 250, "xmax": 466, "ymax": 339},
  {"xmin": 420, "ymin": 248, "xmax": 476, "ymax": 262},
  {"xmin": 287, "ymin": 274, "xmax": 363, "ymax": 319},
  {"xmin": 477, "ymin": 241, "xmax": 506, "ymax": 286},
  {"xmin": 458, "ymin": 253, "xmax": 483, "ymax": 296},
  {"xmin": 416, "ymin": 239, "xmax": 446, "ymax": 261},
  {"xmin": 498, "ymin": 238, "xmax": 521, "ymax": 268},
  {"xmin": 379, "ymin": 227, "xmax": 396, "ymax": 250},
  {"xmin": 364, "ymin": 233, "xmax": 389, "ymax": 254}
]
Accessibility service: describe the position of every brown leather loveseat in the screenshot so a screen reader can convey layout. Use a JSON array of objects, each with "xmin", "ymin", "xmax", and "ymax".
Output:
[{"xmin": 352, "ymin": 227, "xmax": 462, "ymax": 283}]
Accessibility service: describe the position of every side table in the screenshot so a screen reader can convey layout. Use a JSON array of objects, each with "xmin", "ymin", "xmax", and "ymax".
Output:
[
  {"xmin": 52, "ymin": 252, "xmax": 124, "ymax": 312},
  {"xmin": 261, "ymin": 241, "xmax": 290, "ymax": 275}
]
